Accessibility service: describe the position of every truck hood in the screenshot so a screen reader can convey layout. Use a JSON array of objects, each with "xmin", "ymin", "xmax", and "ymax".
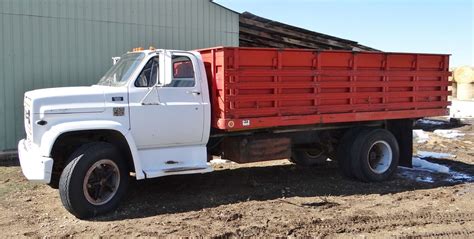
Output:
[{"xmin": 25, "ymin": 86, "xmax": 107, "ymax": 114}]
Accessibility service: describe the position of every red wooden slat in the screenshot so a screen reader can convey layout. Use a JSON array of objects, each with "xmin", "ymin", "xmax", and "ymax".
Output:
[
  {"xmin": 226, "ymin": 81, "xmax": 450, "ymax": 89},
  {"xmin": 226, "ymin": 69, "xmax": 451, "ymax": 78},
  {"xmin": 227, "ymin": 91, "xmax": 450, "ymax": 102},
  {"xmin": 230, "ymin": 101, "xmax": 450, "ymax": 117}
]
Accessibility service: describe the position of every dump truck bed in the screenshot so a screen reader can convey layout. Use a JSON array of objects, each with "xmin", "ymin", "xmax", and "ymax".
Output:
[{"xmin": 198, "ymin": 47, "xmax": 450, "ymax": 131}]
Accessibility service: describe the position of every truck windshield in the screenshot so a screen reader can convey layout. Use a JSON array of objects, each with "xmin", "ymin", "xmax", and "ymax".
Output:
[{"xmin": 97, "ymin": 53, "xmax": 145, "ymax": 87}]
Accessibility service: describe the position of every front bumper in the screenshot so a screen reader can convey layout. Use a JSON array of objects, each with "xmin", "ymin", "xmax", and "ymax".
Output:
[{"xmin": 18, "ymin": 139, "xmax": 53, "ymax": 184}]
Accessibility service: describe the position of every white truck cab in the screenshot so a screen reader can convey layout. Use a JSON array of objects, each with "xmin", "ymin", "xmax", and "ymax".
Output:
[{"xmin": 18, "ymin": 49, "xmax": 213, "ymax": 218}]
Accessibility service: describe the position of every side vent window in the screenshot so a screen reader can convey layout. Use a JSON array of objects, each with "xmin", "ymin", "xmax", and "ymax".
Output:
[{"xmin": 135, "ymin": 57, "xmax": 159, "ymax": 87}]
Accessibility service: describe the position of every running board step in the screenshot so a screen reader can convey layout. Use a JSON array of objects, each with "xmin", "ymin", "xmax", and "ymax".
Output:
[
  {"xmin": 143, "ymin": 165, "xmax": 213, "ymax": 179},
  {"xmin": 163, "ymin": 167, "xmax": 208, "ymax": 173}
]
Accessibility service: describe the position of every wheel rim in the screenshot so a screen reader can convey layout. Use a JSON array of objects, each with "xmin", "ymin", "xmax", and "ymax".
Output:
[
  {"xmin": 367, "ymin": 141, "xmax": 392, "ymax": 174},
  {"xmin": 83, "ymin": 159, "xmax": 120, "ymax": 206}
]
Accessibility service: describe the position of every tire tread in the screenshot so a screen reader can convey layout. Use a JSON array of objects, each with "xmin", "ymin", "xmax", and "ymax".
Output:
[
  {"xmin": 59, "ymin": 143, "xmax": 97, "ymax": 215},
  {"xmin": 337, "ymin": 128, "xmax": 366, "ymax": 178}
]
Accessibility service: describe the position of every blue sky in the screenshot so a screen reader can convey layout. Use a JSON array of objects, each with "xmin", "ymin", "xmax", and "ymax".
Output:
[{"xmin": 215, "ymin": 0, "xmax": 473, "ymax": 67}]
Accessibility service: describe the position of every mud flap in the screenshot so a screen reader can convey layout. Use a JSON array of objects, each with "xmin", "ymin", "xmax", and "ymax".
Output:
[{"xmin": 386, "ymin": 119, "xmax": 413, "ymax": 168}]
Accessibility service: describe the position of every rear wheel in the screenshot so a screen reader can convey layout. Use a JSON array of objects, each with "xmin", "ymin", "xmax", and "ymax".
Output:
[
  {"xmin": 350, "ymin": 129, "xmax": 399, "ymax": 182},
  {"xmin": 337, "ymin": 128, "xmax": 365, "ymax": 178},
  {"xmin": 59, "ymin": 142, "xmax": 129, "ymax": 219},
  {"xmin": 290, "ymin": 148, "xmax": 328, "ymax": 166}
]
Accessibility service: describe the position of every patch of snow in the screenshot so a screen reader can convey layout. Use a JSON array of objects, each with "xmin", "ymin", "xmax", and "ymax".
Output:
[
  {"xmin": 450, "ymin": 99, "xmax": 474, "ymax": 118},
  {"xmin": 417, "ymin": 151, "xmax": 455, "ymax": 160},
  {"xmin": 413, "ymin": 130, "xmax": 430, "ymax": 143},
  {"xmin": 417, "ymin": 119, "xmax": 445, "ymax": 126},
  {"xmin": 450, "ymin": 172, "xmax": 473, "ymax": 182},
  {"xmin": 398, "ymin": 168, "xmax": 435, "ymax": 183},
  {"xmin": 433, "ymin": 129, "xmax": 465, "ymax": 139},
  {"xmin": 398, "ymin": 158, "xmax": 474, "ymax": 184},
  {"xmin": 210, "ymin": 158, "xmax": 234, "ymax": 165},
  {"xmin": 412, "ymin": 157, "xmax": 450, "ymax": 174}
]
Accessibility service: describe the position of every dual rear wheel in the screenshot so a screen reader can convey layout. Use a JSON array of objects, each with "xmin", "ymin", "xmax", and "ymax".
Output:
[
  {"xmin": 291, "ymin": 128, "xmax": 400, "ymax": 182},
  {"xmin": 337, "ymin": 128, "xmax": 399, "ymax": 182}
]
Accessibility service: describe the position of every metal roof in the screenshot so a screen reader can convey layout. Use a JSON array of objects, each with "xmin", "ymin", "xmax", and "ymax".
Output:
[{"xmin": 240, "ymin": 12, "xmax": 379, "ymax": 51}]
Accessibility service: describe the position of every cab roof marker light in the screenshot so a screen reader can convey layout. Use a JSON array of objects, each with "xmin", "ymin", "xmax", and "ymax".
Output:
[{"xmin": 132, "ymin": 47, "xmax": 144, "ymax": 52}]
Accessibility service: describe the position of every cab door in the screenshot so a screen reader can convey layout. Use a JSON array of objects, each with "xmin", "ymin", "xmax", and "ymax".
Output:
[{"xmin": 153, "ymin": 51, "xmax": 205, "ymax": 146}]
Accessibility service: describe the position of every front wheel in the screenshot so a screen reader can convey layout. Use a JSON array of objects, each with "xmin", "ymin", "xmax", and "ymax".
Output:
[{"xmin": 59, "ymin": 142, "xmax": 129, "ymax": 219}]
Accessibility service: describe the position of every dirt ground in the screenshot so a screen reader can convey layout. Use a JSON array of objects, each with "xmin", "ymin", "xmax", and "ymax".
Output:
[{"xmin": 0, "ymin": 119, "xmax": 473, "ymax": 238}]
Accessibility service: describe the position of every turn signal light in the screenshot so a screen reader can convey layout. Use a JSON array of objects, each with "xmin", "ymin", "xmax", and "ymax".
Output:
[{"xmin": 36, "ymin": 120, "xmax": 48, "ymax": 126}]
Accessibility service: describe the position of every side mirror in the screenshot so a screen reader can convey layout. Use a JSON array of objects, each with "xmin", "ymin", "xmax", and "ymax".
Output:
[{"xmin": 112, "ymin": 57, "xmax": 121, "ymax": 65}]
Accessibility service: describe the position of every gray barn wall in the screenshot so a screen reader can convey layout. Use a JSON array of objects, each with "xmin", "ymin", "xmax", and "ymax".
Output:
[{"xmin": 0, "ymin": 0, "xmax": 239, "ymax": 150}]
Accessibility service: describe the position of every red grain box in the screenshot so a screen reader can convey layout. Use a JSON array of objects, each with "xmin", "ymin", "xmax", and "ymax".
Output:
[{"xmin": 198, "ymin": 47, "xmax": 451, "ymax": 131}]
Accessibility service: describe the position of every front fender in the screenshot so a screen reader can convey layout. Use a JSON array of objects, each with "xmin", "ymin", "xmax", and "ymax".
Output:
[{"xmin": 39, "ymin": 120, "xmax": 145, "ymax": 180}]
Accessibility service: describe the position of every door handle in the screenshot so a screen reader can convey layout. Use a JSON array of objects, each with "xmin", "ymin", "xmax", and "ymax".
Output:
[{"xmin": 187, "ymin": 90, "xmax": 201, "ymax": 96}]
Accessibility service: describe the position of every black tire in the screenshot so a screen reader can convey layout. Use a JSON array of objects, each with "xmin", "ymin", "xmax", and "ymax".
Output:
[
  {"xmin": 290, "ymin": 149, "xmax": 327, "ymax": 166},
  {"xmin": 59, "ymin": 142, "xmax": 129, "ymax": 219},
  {"xmin": 351, "ymin": 129, "xmax": 399, "ymax": 182},
  {"xmin": 336, "ymin": 128, "xmax": 365, "ymax": 178}
]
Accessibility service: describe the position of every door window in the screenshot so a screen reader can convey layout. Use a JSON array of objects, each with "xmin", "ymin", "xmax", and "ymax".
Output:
[
  {"xmin": 165, "ymin": 56, "xmax": 195, "ymax": 88},
  {"xmin": 135, "ymin": 56, "xmax": 159, "ymax": 87}
]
